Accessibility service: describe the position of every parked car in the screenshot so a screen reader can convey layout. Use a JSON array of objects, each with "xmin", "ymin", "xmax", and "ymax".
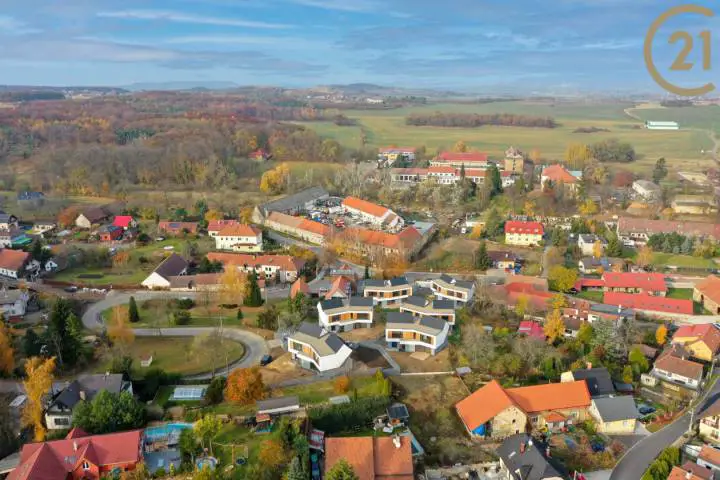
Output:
[
  {"xmin": 260, "ymin": 354, "xmax": 273, "ymax": 366},
  {"xmin": 638, "ymin": 405, "xmax": 656, "ymax": 416},
  {"xmin": 64, "ymin": 285, "xmax": 78, "ymax": 293}
]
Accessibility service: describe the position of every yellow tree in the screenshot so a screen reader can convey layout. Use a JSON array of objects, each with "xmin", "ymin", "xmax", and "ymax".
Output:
[
  {"xmin": 548, "ymin": 266, "xmax": 578, "ymax": 293},
  {"xmin": 578, "ymin": 199, "xmax": 599, "ymax": 216},
  {"xmin": 544, "ymin": 309, "xmax": 565, "ymax": 344},
  {"xmin": 592, "ymin": 240, "xmax": 604, "ymax": 259},
  {"xmin": 204, "ymin": 209, "xmax": 224, "ymax": 222},
  {"xmin": 108, "ymin": 306, "xmax": 135, "ymax": 355},
  {"xmin": 259, "ymin": 163, "xmax": 290, "ymax": 194},
  {"xmin": 0, "ymin": 323, "xmax": 14, "ymax": 375},
  {"xmin": 515, "ymin": 295, "xmax": 529, "ymax": 317},
  {"xmin": 23, "ymin": 356, "xmax": 56, "ymax": 441},
  {"xmin": 239, "ymin": 207, "xmax": 254, "ymax": 224},
  {"xmin": 637, "ymin": 245, "xmax": 654, "ymax": 268},
  {"xmin": 220, "ymin": 267, "xmax": 248, "ymax": 305},
  {"xmin": 564, "ymin": 143, "xmax": 591, "ymax": 169},
  {"xmin": 452, "ymin": 140, "xmax": 468, "ymax": 153},
  {"xmin": 529, "ymin": 149, "xmax": 542, "ymax": 164},
  {"xmin": 656, "ymin": 324, "xmax": 668, "ymax": 345},
  {"xmin": 550, "ymin": 293, "xmax": 567, "ymax": 311},
  {"xmin": 523, "ymin": 200, "xmax": 536, "ymax": 217}
]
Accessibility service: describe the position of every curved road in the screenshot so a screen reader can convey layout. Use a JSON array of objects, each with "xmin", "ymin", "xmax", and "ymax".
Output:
[{"xmin": 81, "ymin": 290, "xmax": 269, "ymax": 379}]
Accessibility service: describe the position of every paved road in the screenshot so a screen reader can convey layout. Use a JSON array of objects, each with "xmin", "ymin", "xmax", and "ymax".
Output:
[
  {"xmin": 81, "ymin": 290, "xmax": 269, "ymax": 379},
  {"xmin": 610, "ymin": 377, "xmax": 720, "ymax": 480}
]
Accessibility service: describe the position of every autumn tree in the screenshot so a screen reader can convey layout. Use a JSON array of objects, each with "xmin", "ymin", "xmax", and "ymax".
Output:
[
  {"xmin": 523, "ymin": 200, "xmax": 536, "ymax": 217},
  {"xmin": 260, "ymin": 163, "xmax": 290, "ymax": 194},
  {"xmin": 0, "ymin": 324, "xmax": 14, "ymax": 376},
  {"xmin": 326, "ymin": 459, "xmax": 359, "ymax": 480},
  {"xmin": 529, "ymin": 149, "xmax": 542, "ymax": 164},
  {"xmin": 452, "ymin": 140, "xmax": 468, "ymax": 153},
  {"xmin": 225, "ymin": 366, "xmax": 265, "ymax": 404},
  {"xmin": 109, "ymin": 305, "xmax": 135, "ymax": 352},
  {"xmin": 259, "ymin": 439, "xmax": 287, "ymax": 470},
  {"xmin": 220, "ymin": 267, "xmax": 248, "ymax": 306},
  {"xmin": 656, "ymin": 324, "xmax": 668, "ymax": 346},
  {"xmin": 565, "ymin": 143, "xmax": 591, "ymax": 169},
  {"xmin": 637, "ymin": 245, "xmax": 654, "ymax": 268},
  {"xmin": 544, "ymin": 309, "xmax": 565, "ymax": 344},
  {"xmin": 579, "ymin": 199, "xmax": 599, "ymax": 216},
  {"xmin": 112, "ymin": 251, "xmax": 130, "ymax": 269},
  {"xmin": 23, "ymin": 356, "xmax": 56, "ymax": 441},
  {"xmin": 548, "ymin": 266, "xmax": 578, "ymax": 293},
  {"xmin": 194, "ymin": 415, "xmax": 222, "ymax": 455},
  {"xmin": 592, "ymin": 240, "xmax": 604, "ymax": 259},
  {"xmin": 204, "ymin": 209, "xmax": 224, "ymax": 222},
  {"xmin": 57, "ymin": 207, "xmax": 79, "ymax": 228},
  {"xmin": 515, "ymin": 295, "xmax": 530, "ymax": 318},
  {"xmin": 333, "ymin": 376, "xmax": 350, "ymax": 394}
]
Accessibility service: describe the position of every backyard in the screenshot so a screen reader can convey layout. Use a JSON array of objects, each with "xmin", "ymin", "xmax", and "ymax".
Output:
[{"xmin": 94, "ymin": 336, "xmax": 246, "ymax": 377}]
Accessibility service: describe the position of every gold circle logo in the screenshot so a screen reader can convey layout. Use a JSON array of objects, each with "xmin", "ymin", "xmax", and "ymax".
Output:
[{"xmin": 644, "ymin": 4, "xmax": 715, "ymax": 96}]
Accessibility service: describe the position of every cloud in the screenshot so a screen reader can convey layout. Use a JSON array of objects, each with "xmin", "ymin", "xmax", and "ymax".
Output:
[
  {"xmin": 0, "ymin": 15, "xmax": 41, "ymax": 35},
  {"xmin": 97, "ymin": 9, "xmax": 292, "ymax": 29},
  {"xmin": 283, "ymin": 0, "xmax": 380, "ymax": 12}
]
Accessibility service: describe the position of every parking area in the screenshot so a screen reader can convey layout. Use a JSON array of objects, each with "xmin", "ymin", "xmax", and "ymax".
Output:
[{"xmin": 308, "ymin": 197, "xmax": 405, "ymax": 234}]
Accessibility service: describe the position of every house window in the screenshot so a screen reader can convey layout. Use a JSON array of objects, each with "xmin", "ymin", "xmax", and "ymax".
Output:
[
  {"xmin": 82, "ymin": 461, "xmax": 90, "ymax": 470},
  {"xmin": 54, "ymin": 417, "xmax": 70, "ymax": 426}
]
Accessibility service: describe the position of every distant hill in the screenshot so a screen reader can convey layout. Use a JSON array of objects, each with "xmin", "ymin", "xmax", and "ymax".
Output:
[{"xmin": 123, "ymin": 81, "xmax": 240, "ymax": 91}]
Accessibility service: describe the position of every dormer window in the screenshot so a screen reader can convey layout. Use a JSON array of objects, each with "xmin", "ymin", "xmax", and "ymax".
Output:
[{"xmin": 82, "ymin": 461, "xmax": 90, "ymax": 470}]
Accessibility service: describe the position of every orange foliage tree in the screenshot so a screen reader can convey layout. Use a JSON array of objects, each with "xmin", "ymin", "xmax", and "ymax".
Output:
[
  {"xmin": 258, "ymin": 439, "xmax": 286, "ymax": 469},
  {"xmin": 333, "ymin": 376, "xmax": 350, "ymax": 394},
  {"xmin": 0, "ymin": 323, "xmax": 14, "ymax": 375},
  {"xmin": 57, "ymin": 207, "xmax": 79, "ymax": 228},
  {"xmin": 204, "ymin": 209, "xmax": 224, "ymax": 222},
  {"xmin": 224, "ymin": 366, "xmax": 265, "ymax": 404},
  {"xmin": 23, "ymin": 356, "xmax": 56, "ymax": 441}
]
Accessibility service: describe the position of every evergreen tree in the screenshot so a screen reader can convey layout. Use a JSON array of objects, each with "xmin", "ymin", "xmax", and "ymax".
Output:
[
  {"xmin": 244, "ymin": 272, "xmax": 264, "ymax": 307},
  {"xmin": 459, "ymin": 163, "xmax": 466, "ymax": 179},
  {"xmin": 127, "ymin": 296, "xmax": 140, "ymax": 323},
  {"xmin": 475, "ymin": 241, "xmax": 492, "ymax": 270},
  {"xmin": 45, "ymin": 299, "xmax": 81, "ymax": 367},
  {"xmin": 488, "ymin": 164, "xmax": 503, "ymax": 196},
  {"xmin": 22, "ymin": 329, "xmax": 42, "ymax": 357},
  {"xmin": 606, "ymin": 233, "xmax": 622, "ymax": 257},
  {"xmin": 680, "ymin": 236, "xmax": 693, "ymax": 255},
  {"xmin": 652, "ymin": 157, "xmax": 668, "ymax": 183},
  {"xmin": 364, "ymin": 263, "xmax": 370, "ymax": 280},
  {"xmin": 237, "ymin": 308, "xmax": 244, "ymax": 320},
  {"xmin": 286, "ymin": 456, "xmax": 308, "ymax": 480}
]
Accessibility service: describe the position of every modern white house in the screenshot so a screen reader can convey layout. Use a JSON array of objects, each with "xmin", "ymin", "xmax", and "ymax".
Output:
[
  {"xmin": 577, "ymin": 234, "xmax": 607, "ymax": 256},
  {"xmin": 430, "ymin": 274, "xmax": 475, "ymax": 306},
  {"xmin": 214, "ymin": 224, "xmax": 263, "ymax": 252},
  {"xmin": 141, "ymin": 253, "xmax": 188, "ymax": 289},
  {"xmin": 287, "ymin": 323, "xmax": 353, "ymax": 372},
  {"xmin": 363, "ymin": 277, "xmax": 412, "ymax": 307},
  {"xmin": 46, "ymin": 374, "xmax": 133, "ymax": 430},
  {"xmin": 385, "ymin": 311, "xmax": 450, "ymax": 355},
  {"xmin": 317, "ymin": 297, "xmax": 374, "ymax": 332},
  {"xmin": 399, "ymin": 296, "xmax": 456, "ymax": 326},
  {"xmin": 645, "ymin": 121, "xmax": 679, "ymax": 130}
]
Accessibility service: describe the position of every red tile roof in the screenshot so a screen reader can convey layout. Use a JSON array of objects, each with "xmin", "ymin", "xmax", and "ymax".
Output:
[
  {"xmin": 603, "ymin": 292, "xmax": 692, "ymax": 314},
  {"xmin": 298, "ymin": 218, "xmax": 331, "ymax": 236},
  {"xmin": 208, "ymin": 219, "xmax": 239, "ymax": 232},
  {"xmin": 206, "ymin": 253, "xmax": 304, "ymax": 272},
  {"xmin": 542, "ymin": 164, "xmax": 578, "ymax": 184},
  {"xmin": 216, "ymin": 224, "xmax": 261, "ymax": 237},
  {"xmin": 291, "ymin": 278, "xmax": 310, "ymax": 298},
  {"xmin": 694, "ymin": 275, "xmax": 720, "ymax": 307},
  {"xmin": 504, "ymin": 221, "xmax": 544, "ymax": 235},
  {"xmin": 342, "ymin": 196, "xmax": 390, "ymax": 218},
  {"xmin": 618, "ymin": 217, "xmax": 720, "ymax": 241},
  {"xmin": 699, "ymin": 445, "xmax": 720, "ymax": 467},
  {"xmin": 0, "ymin": 249, "xmax": 29, "ymax": 272},
  {"xmin": 668, "ymin": 465, "xmax": 706, "ymax": 480},
  {"xmin": 428, "ymin": 166, "xmax": 456, "ymax": 175},
  {"xmin": 437, "ymin": 151, "xmax": 488, "ymax": 164},
  {"xmin": 342, "ymin": 227, "xmax": 422, "ymax": 251},
  {"xmin": 575, "ymin": 278, "xmax": 606, "ymax": 289},
  {"xmin": 673, "ymin": 324, "xmax": 720, "ymax": 355},
  {"xmin": 455, "ymin": 380, "xmax": 517, "ymax": 432},
  {"xmin": 324, "ymin": 436, "xmax": 413, "ymax": 480},
  {"xmin": 518, "ymin": 320, "xmax": 545, "ymax": 339},
  {"xmin": 8, "ymin": 429, "xmax": 142, "ymax": 480},
  {"xmin": 654, "ymin": 354, "xmax": 703, "ymax": 380},
  {"xmin": 112, "ymin": 216, "xmax": 134, "ymax": 228},
  {"xmin": 601, "ymin": 272, "xmax": 667, "ymax": 292}
]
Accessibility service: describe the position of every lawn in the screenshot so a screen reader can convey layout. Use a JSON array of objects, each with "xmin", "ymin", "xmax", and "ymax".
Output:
[
  {"xmin": 294, "ymin": 101, "xmax": 715, "ymax": 173},
  {"xmin": 651, "ymin": 253, "xmax": 716, "ymax": 270},
  {"xmin": 102, "ymin": 298, "xmax": 282, "ymax": 329},
  {"xmin": 271, "ymin": 375, "xmax": 386, "ymax": 404},
  {"xmin": 576, "ymin": 290, "xmax": 604, "ymax": 302},
  {"xmin": 666, "ymin": 288, "xmax": 693, "ymax": 300},
  {"xmin": 94, "ymin": 336, "xmax": 245, "ymax": 377}
]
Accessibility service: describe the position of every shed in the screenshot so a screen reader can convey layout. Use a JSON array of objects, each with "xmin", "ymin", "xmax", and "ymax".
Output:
[{"xmin": 256, "ymin": 396, "xmax": 301, "ymax": 416}]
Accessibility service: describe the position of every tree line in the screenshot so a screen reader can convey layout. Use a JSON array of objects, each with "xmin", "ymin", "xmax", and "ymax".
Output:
[{"xmin": 405, "ymin": 112, "xmax": 557, "ymax": 128}]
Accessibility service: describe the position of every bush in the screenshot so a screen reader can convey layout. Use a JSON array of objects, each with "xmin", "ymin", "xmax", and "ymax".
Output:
[
  {"xmin": 172, "ymin": 310, "xmax": 191, "ymax": 326},
  {"xmin": 173, "ymin": 298, "xmax": 195, "ymax": 310},
  {"xmin": 204, "ymin": 376, "xmax": 226, "ymax": 405},
  {"xmin": 219, "ymin": 303, "xmax": 239, "ymax": 309},
  {"xmin": 309, "ymin": 397, "xmax": 390, "ymax": 434},
  {"xmin": 333, "ymin": 376, "xmax": 350, "ymax": 394},
  {"xmin": 137, "ymin": 368, "xmax": 182, "ymax": 401}
]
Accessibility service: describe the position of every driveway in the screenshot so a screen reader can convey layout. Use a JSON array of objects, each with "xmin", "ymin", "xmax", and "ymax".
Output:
[
  {"xmin": 81, "ymin": 291, "xmax": 269, "ymax": 379},
  {"xmin": 610, "ymin": 378, "xmax": 720, "ymax": 480}
]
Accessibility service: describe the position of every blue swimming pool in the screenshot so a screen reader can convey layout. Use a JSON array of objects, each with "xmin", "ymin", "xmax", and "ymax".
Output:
[
  {"xmin": 144, "ymin": 423, "xmax": 193, "ymax": 443},
  {"xmin": 196, "ymin": 456, "xmax": 218, "ymax": 471}
]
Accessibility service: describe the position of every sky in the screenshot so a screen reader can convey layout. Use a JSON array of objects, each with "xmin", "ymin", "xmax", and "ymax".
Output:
[{"xmin": 0, "ymin": 0, "xmax": 718, "ymax": 93}]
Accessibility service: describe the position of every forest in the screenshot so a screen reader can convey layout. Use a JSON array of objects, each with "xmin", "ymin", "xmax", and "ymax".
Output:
[
  {"xmin": 0, "ymin": 92, "xmax": 369, "ymax": 196},
  {"xmin": 405, "ymin": 112, "xmax": 558, "ymax": 128}
]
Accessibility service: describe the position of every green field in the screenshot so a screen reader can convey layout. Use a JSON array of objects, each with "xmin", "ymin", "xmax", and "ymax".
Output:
[
  {"xmin": 94, "ymin": 336, "xmax": 245, "ymax": 377},
  {"xmin": 294, "ymin": 101, "xmax": 716, "ymax": 173},
  {"xmin": 651, "ymin": 253, "xmax": 716, "ymax": 269}
]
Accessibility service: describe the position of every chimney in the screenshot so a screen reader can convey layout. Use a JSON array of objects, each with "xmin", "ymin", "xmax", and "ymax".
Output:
[
  {"xmin": 546, "ymin": 446, "xmax": 551, "ymax": 458},
  {"xmin": 520, "ymin": 441, "xmax": 526, "ymax": 454},
  {"xmin": 586, "ymin": 361, "xmax": 592, "ymax": 369},
  {"xmin": 686, "ymin": 472, "xmax": 692, "ymax": 480},
  {"xmin": 392, "ymin": 435, "xmax": 401, "ymax": 449},
  {"xmin": 73, "ymin": 441, "xmax": 78, "ymax": 452},
  {"xmin": 79, "ymin": 391, "xmax": 86, "ymax": 401}
]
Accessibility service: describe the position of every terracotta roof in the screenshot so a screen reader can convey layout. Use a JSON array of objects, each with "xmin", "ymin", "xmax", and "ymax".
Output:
[
  {"xmin": 206, "ymin": 253, "xmax": 304, "ymax": 272},
  {"xmin": 617, "ymin": 217, "xmax": 720, "ymax": 241},
  {"xmin": 291, "ymin": 278, "xmax": 310, "ymax": 298},
  {"xmin": 208, "ymin": 219, "xmax": 239, "ymax": 232},
  {"xmin": 654, "ymin": 354, "xmax": 703, "ymax": 380},
  {"xmin": 518, "ymin": 320, "xmax": 545, "ymax": 339},
  {"xmin": 695, "ymin": 275, "xmax": 720, "ymax": 307},
  {"xmin": 542, "ymin": 164, "xmax": 578, "ymax": 184},
  {"xmin": 603, "ymin": 292, "xmax": 692, "ymax": 314},
  {"xmin": 699, "ymin": 445, "xmax": 720, "ymax": 467},
  {"xmin": 342, "ymin": 196, "xmax": 390, "ymax": 218},
  {"xmin": 506, "ymin": 380, "xmax": 591, "ymax": 414},
  {"xmin": 575, "ymin": 278, "xmax": 606, "ymax": 289},
  {"xmin": 504, "ymin": 221, "xmax": 544, "ymax": 235},
  {"xmin": 324, "ymin": 436, "xmax": 413, "ymax": 480},
  {"xmin": 112, "ymin": 215, "xmax": 134, "ymax": 228},
  {"xmin": 679, "ymin": 462, "xmax": 714, "ymax": 480},
  {"xmin": 216, "ymin": 224, "xmax": 261, "ymax": 237},
  {"xmin": 0, "ymin": 249, "xmax": 29, "ymax": 272},
  {"xmin": 668, "ymin": 465, "xmax": 707, "ymax": 480},
  {"xmin": 455, "ymin": 380, "xmax": 517, "ymax": 432},
  {"xmin": 602, "ymin": 272, "xmax": 666, "ymax": 292},
  {"xmin": 428, "ymin": 166, "xmax": 456, "ymax": 175},
  {"xmin": 544, "ymin": 411, "xmax": 566, "ymax": 423},
  {"xmin": 341, "ymin": 227, "xmax": 422, "ymax": 251},
  {"xmin": 673, "ymin": 324, "xmax": 720, "ymax": 356},
  {"xmin": 325, "ymin": 276, "xmax": 352, "ymax": 300},
  {"xmin": 298, "ymin": 218, "xmax": 331, "ymax": 236},
  {"xmin": 8, "ymin": 430, "xmax": 142, "ymax": 480},
  {"xmin": 437, "ymin": 151, "xmax": 488, "ymax": 163}
]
